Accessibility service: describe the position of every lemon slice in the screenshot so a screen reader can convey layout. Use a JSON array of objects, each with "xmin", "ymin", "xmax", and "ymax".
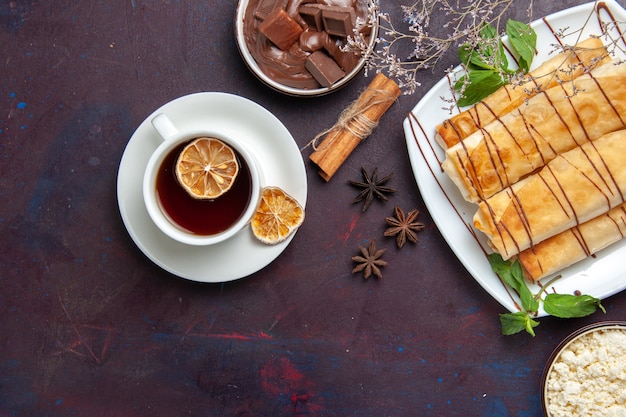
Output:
[
  {"xmin": 251, "ymin": 187, "xmax": 304, "ymax": 244},
  {"xmin": 175, "ymin": 137, "xmax": 239, "ymax": 199}
]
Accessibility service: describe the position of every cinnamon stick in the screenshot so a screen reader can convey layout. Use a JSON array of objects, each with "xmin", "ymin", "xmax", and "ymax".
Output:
[{"xmin": 309, "ymin": 73, "xmax": 400, "ymax": 181}]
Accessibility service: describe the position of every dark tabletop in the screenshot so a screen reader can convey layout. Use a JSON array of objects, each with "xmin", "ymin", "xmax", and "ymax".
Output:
[{"xmin": 2, "ymin": 0, "xmax": 626, "ymax": 415}]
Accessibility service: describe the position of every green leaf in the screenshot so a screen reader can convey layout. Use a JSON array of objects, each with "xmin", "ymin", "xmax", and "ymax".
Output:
[
  {"xmin": 500, "ymin": 312, "xmax": 539, "ymax": 336},
  {"xmin": 455, "ymin": 70, "xmax": 506, "ymax": 107},
  {"xmin": 488, "ymin": 253, "xmax": 515, "ymax": 284},
  {"xmin": 488, "ymin": 253, "xmax": 538, "ymax": 314},
  {"xmin": 543, "ymin": 293, "xmax": 606, "ymax": 318},
  {"xmin": 480, "ymin": 23, "xmax": 498, "ymax": 40},
  {"xmin": 459, "ymin": 24, "xmax": 508, "ymax": 71},
  {"xmin": 500, "ymin": 312, "xmax": 527, "ymax": 335},
  {"xmin": 496, "ymin": 39, "xmax": 509, "ymax": 72},
  {"xmin": 511, "ymin": 260, "xmax": 539, "ymax": 312},
  {"xmin": 518, "ymin": 280, "xmax": 539, "ymax": 313},
  {"xmin": 454, "ymin": 19, "xmax": 537, "ymax": 110},
  {"xmin": 477, "ymin": 24, "xmax": 499, "ymax": 62},
  {"xmin": 506, "ymin": 19, "xmax": 537, "ymax": 72},
  {"xmin": 458, "ymin": 44, "xmax": 473, "ymax": 66},
  {"xmin": 458, "ymin": 44, "xmax": 495, "ymax": 71}
]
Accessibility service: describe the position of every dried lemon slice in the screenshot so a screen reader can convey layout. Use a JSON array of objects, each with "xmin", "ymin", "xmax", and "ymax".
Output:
[
  {"xmin": 175, "ymin": 137, "xmax": 239, "ymax": 200},
  {"xmin": 251, "ymin": 186, "xmax": 305, "ymax": 245}
]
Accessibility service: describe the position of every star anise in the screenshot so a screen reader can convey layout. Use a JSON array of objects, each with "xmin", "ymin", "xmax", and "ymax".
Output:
[
  {"xmin": 348, "ymin": 167, "xmax": 396, "ymax": 212},
  {"xmin": 352, "ymin": 239, "xmax": 387, "ymax": 279},
  {"xmin": 384, "ymin": 206, "xmax": 425, "ymax": 248}
]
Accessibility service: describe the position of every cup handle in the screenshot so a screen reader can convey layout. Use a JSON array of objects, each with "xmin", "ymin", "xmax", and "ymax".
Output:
[{"xmin": 151, "ymin": 113, "xmax": 178, "ymax": 141}]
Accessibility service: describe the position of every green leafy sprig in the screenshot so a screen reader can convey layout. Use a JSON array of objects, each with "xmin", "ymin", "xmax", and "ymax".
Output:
[
  {"xmin": 488, "ymin": 253, "xmax": 606, "ymax": 336},
  {"xmin": 455, "ymin": 19, "xmax": 537, "ymax": 107}
]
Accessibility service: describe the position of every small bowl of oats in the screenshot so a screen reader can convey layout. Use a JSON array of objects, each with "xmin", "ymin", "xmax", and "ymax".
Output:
[{"xmin": 542, "ymin": 321, "xmax": 626, "ymax": 417}]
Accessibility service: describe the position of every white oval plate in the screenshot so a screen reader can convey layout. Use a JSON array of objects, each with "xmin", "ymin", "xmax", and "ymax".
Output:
[
  {"xmin": 403, "ymin": 0, "xmax": 626, "ymax": 315},
  {"xmin": 117, "ymin": 92, "xmax": 307, "ymax": 283}
]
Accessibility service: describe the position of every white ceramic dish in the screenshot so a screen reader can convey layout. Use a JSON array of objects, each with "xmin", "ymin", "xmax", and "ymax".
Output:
[
  {"xmin": 541, "ymin": 321, "xmax": 626, "ymax": 417},
  {"xmin": 403, "ymin": 0, "xmax": 626, "ymax": 315},
  {"xmin": 117, "ymin": 92, "xmax": 307, "ymax": 283},
  {"xmin": 234, "ymin": 0, "xmax": 378, "ymax": 96}
]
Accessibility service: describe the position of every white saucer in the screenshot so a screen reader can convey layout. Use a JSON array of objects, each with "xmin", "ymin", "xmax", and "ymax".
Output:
[{"xmin": 116, "ymin": 92, "xmax": 308, "ymax": 282}]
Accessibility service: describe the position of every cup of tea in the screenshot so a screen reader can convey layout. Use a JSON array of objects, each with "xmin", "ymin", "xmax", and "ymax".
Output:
[{"xmin": 143, "ymin": 113, "xmax": 262, "ymax": 245}]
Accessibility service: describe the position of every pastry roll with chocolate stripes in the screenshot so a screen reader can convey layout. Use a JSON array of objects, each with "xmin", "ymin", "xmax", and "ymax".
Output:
[
  {"xmin": 473, "ymin": 129, "xmax": 626, "ymax": 260},
  {"xmin": 435, "ymin": 37, "xmax": 609, "ymax": 149},
  {"xmin": 443, "ymin": 72, "xmax": 626, "ymax": 203},
  {"xmin": 517, "ymin": 202, "xmax": 626, "ymax": 281}
]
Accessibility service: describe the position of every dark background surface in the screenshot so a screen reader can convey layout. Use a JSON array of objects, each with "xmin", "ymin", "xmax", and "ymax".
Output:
[{"xmin": 1, "ymin": 0, "xmax": 625, "ymax": 415}]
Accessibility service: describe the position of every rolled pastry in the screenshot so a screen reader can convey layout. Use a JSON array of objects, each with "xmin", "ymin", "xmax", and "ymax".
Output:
[
  {"xmin": 435, "ymin": 37, "xmax": 609, "ymax": 149},
  {"xmin": 443, "ymin": 71, "xmax": 626, "ymax": 203},
  {"xmin": 474, "ymin": 129, "xmax": 626, "ymax": 260},
  {"xmin": 518, "ymin": 203, "xmax": 626, "ymax": 281}
]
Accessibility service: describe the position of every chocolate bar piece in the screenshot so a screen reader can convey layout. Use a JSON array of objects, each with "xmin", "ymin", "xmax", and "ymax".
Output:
[
  {"xmin": 322, "ymin": 7, "xmax": 355, "ymax": 37},
  {"xmin": 324, "ymin": 37, "xmax": 359, "ymax": 72},
  {"xmin": 299, "ymin": 4, "xmax": 324, "ymax": 31},
  {"xmin": 259, "ymin": 8, "xmax": 304, "ymax": 50},
  {"xmin": 305, "ymin": 50, "xmax": 346, "ymax": 87},
  {"xmin": 254, "ymin": 0, "xmax": 277, "ymax": 20}
]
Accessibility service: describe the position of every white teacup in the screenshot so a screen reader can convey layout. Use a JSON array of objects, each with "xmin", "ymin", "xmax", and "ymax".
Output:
[{"xmin": 143, "ymin": 113, "xmax": 261, "ymax": 246}]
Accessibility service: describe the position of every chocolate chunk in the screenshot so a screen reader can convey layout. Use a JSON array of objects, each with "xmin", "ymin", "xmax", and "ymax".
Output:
[
  {"xmin": 305, "ymin": 50, "xmax": 345, "ymax": 87},
  {"xmin": 322, "ymin": 7, "xmax": 355, "ymax": 37},
  {"xmin": 324, "ymin": 37, "xmax": 359, "ymax": 72},
  {"xmin": 259, "ymin": 8, "xmax": 304, "ymax": 51},
  {"xmin": 299, "ymin": 29, "xmax": 330, "ymax": 52},
  {"xmin": 254, "ymin": 0, "xmax": 277, "ymax": 20},
  {"xmin": 299, "ymin": 4, "xmax": 324, "ymax": 31}
]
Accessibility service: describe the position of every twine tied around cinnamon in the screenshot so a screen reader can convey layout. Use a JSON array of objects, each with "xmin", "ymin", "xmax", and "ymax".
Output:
[
  {"xmin": 306, "ymin": 88, "xmax": 395, "ymax": 152},
  {"xmin": 308, "ymin": 73, "xmax": 401, "ymax": 181}
]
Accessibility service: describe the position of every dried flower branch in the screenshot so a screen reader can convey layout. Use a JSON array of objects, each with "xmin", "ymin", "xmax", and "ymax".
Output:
[
  {"xmin": 351, "ymin": 1, "xmax": 626, "ymax": 96},
  {"xmin": 350, "ymin": 0, "xmax": 529, "ymax": 95}
]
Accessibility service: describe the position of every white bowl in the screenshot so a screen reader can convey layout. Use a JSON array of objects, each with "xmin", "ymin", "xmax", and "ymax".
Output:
[
  {"xmin": 234, "ymin": 0, "xmax": 378, "ymax": 96},
  {"xmin": 541, "ymin": 321, "xmax": 626, "ymax": 417}
]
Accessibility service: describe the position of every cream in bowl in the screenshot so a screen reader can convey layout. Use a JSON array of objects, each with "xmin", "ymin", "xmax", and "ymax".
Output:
[
  {"xmin": 235, "ymin": 0, "xmax": 377, "ymax": 96},
  {"xmin": 542, "ymin": 321, "xmax": 626, "ymax": 417}
]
